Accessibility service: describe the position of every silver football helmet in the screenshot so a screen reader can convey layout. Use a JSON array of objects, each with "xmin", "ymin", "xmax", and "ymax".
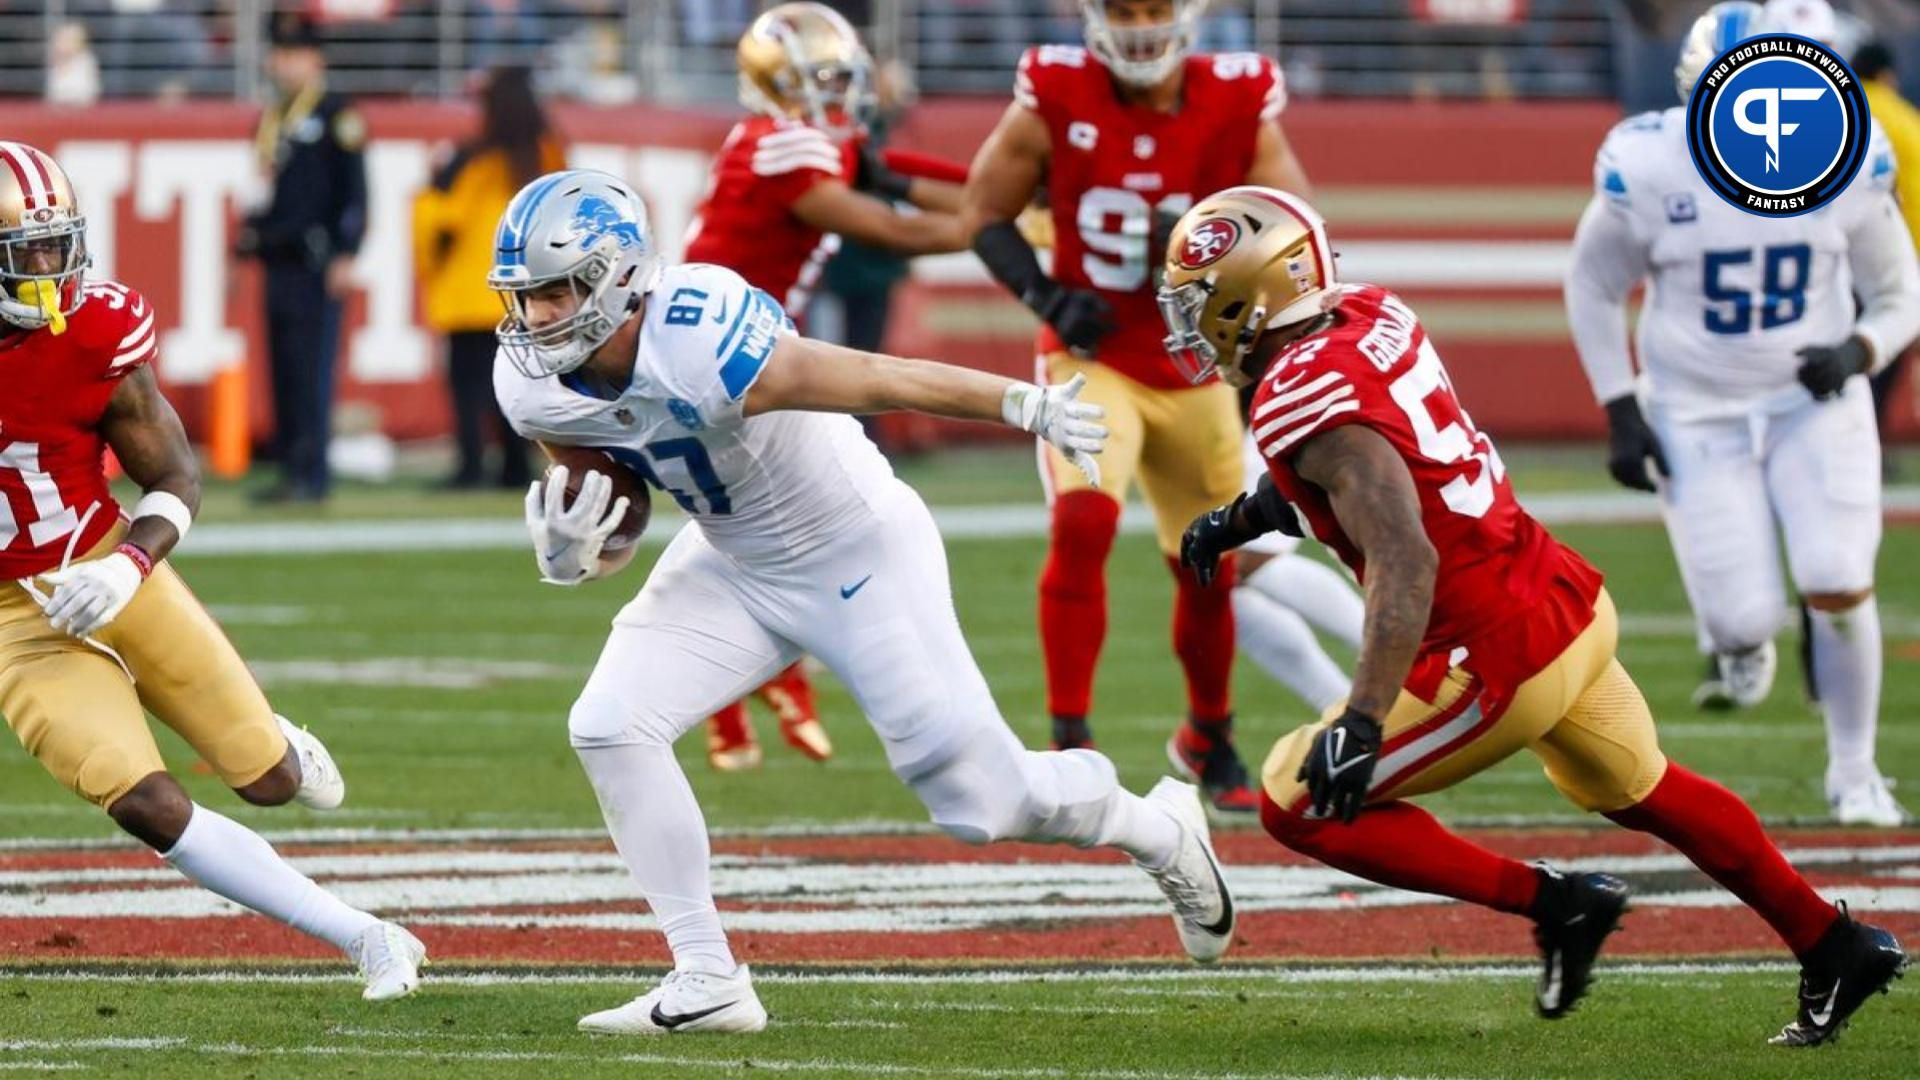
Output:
[
  {"xmin": 1676, "ymin": 1, "xmax": 1765, "ymax": 102},
  {"xmin": 489, "ymin": 169, "xmax": 657, "ymax": 378},
  {"xmin": 1081, "ymin": 0, "xmax": 1205, "ymax": 89}
]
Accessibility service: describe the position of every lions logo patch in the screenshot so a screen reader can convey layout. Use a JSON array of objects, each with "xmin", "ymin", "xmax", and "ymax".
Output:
[
  {"xmin": 1178, "ymin": 219, "xmax": 1240, "ymax": 270},
  {"xmin": 1686, "ymin": 33, "xmax": 1870, "ymax": 217},
  {"xmin": 570, "ymin": 194, "xmax": 647, "ymax": 252},
  {"xmin": 667, "ymin": 398, "xmax": 705, "ymax": 430}
]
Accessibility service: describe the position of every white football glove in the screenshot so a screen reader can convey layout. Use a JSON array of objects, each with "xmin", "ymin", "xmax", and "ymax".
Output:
[
  {"xmin": 1003, "ymin": 373, "xmax": 1109, "ymax": 488},
  {"xmin": 40, "ymin": 552, "xmax": 145, "ymax": 638},
  {"xmin": 525, "ymin": 465, "xmax": 631, "ymax": 587}
]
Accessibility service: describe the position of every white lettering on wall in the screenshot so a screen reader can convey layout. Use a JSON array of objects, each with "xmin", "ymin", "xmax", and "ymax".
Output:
[
  {"xmin": 348, "ymin": 141, "xmax": 432, "ymax": 382},
  {"xmin": 135, "ymin": 141, "xmax": 251, "ymax": 382},
  {"xmin": 54, "ymin": 142, "xmax": 131, "ymax": 279}
]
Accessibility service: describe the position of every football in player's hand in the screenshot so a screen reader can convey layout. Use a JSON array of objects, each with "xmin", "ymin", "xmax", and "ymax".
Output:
[{"xmin": 543, "ymin": 445, "xmax": 652, "ymax": 551}]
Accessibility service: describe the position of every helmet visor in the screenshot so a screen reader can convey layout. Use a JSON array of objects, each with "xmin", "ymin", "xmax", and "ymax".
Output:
[{"xmin": 1157, "ymin": 279, "xmax": 1218, "ymax": 386}]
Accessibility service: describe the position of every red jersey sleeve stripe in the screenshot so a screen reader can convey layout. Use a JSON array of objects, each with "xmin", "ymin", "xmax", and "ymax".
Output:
[
  {"xmin": 1251, "ymin": 370, "xmax": 1343, "ymax": 420},
  {"xmin": 751, "ymin": 149, "xmax": 844, "ymax": 177},
  {"xmin": 1251, "ymin": 382, "xmax": 1355, "ymax": 442},
  {"xmin": 117, "ymin": 311, "xmax": 155, "ymax": 350}
]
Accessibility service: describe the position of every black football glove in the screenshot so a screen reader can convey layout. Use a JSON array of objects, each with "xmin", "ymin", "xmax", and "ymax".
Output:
[
  {"xmin": 1180, "ymin": 495, "xmax": 1247, "ymax": 589},
  {"xmin": 1796, "ymin": 336, "xmax": 1872, "ymax": 402},
  {"xmin": 1296, "ymin": 707, "xmax": 1383, "ymax": 824},
  {"xmin": 1602, "ymin": 395, "xmax": 1668, "ymax": 493},
  {"xmin": 1025, "ymin": 278, "xmax": 1115, "ymax": 356},
  {"xmin": 853, "ymin": 142, "xmax": 914, "ymax": 203}
]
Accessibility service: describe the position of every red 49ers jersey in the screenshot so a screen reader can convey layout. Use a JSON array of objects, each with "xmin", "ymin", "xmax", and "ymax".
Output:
[
  {"xmin": 1251, "ymin": 285, "xmax": 1604, "ymax": 694},
  {"xmin": 0, "ymin": 280, "xmax": 156, "ymax": 580},
  {"xmin": 1019, "ymin": 45, "xmax": 1284, "ymax": 388},
  {"xmin": 683, "ymin": 115, "xmax": 858, "ymax": 315}
]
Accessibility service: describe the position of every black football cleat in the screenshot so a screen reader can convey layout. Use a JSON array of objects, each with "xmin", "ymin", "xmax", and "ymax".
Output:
[
  {"xmin": 1166, "ymin": 719, "xmax": 1260, "ymax": 816},
  {"xmin": 1770, "ymin": 904, "xmax": 1906, "ymax": 1047},
  {"xmin": 1050, "ymin": 715, "xmax": 1095, "ymax": 751},
  {"xmin": 1531, "ymin": 867, "xmax": 1630, "ymax": 1019}
]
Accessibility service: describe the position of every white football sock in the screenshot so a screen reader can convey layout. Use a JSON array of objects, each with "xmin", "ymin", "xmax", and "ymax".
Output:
[
  {"xmin": 1244, "ymin": 555, "xmax": 1364, "ymax": 648},
  {"xmin": 578, "ymin": 743, "xmax": 737, "ymax": 975},
  {"xmin": 1232, "ymin": 587, "xmax": 1351, "ymax": 713},
  {"xmin": 162, "ymin": 804, "xmax": 379, "ymax": 952},
  {"xmin": 1809, "ymin": 596, "xmax": 1883, "ymax": 790}
]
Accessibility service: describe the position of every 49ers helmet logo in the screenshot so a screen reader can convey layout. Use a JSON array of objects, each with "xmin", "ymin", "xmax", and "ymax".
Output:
[{"xmin": 1178, "ymin": 218, "xmax": 1240, "ymax": 270}]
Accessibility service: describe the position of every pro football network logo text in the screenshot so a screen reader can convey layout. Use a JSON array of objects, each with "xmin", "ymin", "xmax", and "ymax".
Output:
[{"xmin": 1686, "ymin": 33, "xmax": 1869, "ymax": 217}]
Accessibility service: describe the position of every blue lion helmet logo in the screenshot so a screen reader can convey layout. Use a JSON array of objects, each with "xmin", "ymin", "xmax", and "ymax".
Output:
[{"xmin": 570, "ymin": 194, "xmax": 646, "ymax": 252}]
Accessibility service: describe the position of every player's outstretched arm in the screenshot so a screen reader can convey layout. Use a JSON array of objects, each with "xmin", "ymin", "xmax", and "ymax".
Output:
[
  {"xmin": 743, "ymin": 334, "xmax": 1108, "ymax": 484},
  {"xmin": 1291, "ymin": 425, "xmax": 1435, "ymax": 722},
  {"xmin": 1243, "ymin": 121, "xmax": 1314, "ymax": 199},
  {"xmin": 1841, "ymin": 195, "xmax": 1920, "ymax": 375},
  {"xmin": 40, "ymin": 367, "xmax": 201, "ymax": 638},
  {"xmin": 790, "ymin": 179, "xmax": 967, "ymax": 256}
]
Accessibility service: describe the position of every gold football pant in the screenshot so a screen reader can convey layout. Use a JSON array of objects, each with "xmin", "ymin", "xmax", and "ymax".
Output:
[
  {"xmin": 0, "ymin": 531, "xmax": 286, "ymax": 808},
  {"xmin": 1261, "ymin": 589, "xmax": 1668, "ymax": 813},
  {"xmin": 1037, "ymin": 353, "xmax": 1245, "ymax": 555}
]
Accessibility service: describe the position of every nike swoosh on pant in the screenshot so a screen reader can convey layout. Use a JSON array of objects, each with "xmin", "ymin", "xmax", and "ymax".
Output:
[{"xmin": 650, "ymin": 1000, "xmax": 738, "ymax": 1030}]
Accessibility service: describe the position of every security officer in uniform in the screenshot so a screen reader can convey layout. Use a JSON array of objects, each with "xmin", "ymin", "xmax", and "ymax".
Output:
[{"xmin": 237, "ymin": 12, "xmax": 367, "ymax": 503}]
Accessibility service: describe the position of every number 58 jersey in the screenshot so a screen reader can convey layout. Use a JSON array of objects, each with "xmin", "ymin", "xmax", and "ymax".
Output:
[
  {"xmin": 1252, "ymin": 285, "xmax": 1602, "ymax": 690},
  {"xmin": 494, "ymin": 262, "xmax": 898, "ymax": 566},
  {"xmin": 1018, "ymin": 45, "xmax": 1284, "ymax": 388},
  {"xmin": 1575, "ymin": 108, "xmax": 1906, "ymax": 417}
]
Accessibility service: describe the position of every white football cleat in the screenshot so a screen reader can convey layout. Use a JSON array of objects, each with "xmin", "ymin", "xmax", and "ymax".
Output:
[
  {"xmin": 1712, "ymin": 642, "xmax": 1776, "ymax": 709},
  {"xmin": 1830, "ymin": 775, "xmax": 1911, "ymax": 828},
  {"xmin": 277, "ymin": 715, "xmax": 345, "ymax": 810},
  {"xmin": 579, "ymin": 965, "xmax": 767, "ymax": 1035},
  {"xmin": 350, "ymin": 921, "xmax": 426, "ymax": 1002},
  {"xmin": 1136, "ymin": 777, "xmax": 1235, "ymax": 964}
]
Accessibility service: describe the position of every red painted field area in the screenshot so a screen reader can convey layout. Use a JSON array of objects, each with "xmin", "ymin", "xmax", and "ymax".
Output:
[{"xmin": 4, "ymin": 830, "xmax": 1916, "ymax": 966}]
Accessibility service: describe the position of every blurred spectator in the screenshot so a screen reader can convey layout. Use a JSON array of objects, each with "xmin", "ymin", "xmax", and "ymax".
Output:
[
  {"xmin": 45, "ymin": 21, "xmax": 101, "ymax": 107},
  {"xmin": 89, "ymin": 0, "xmax": 216, "ymax": 100},
  {"xmin": 1856, "ymin": 40, "xmax": 1920, "ymax": 476},
  {"xmin": 682, "ymin": 0, "xmax": 754, "ymax": 47},
  {"xmin": 413, "ymin": 65, "xmax": 562, "ymax": 489},
  {"xmin": 236, "ymin": 12, "xmax": 367, "ymax": 504},
  {"xmin": 468, "ymin": 0, "xmax": 548, "ymax": 71},
  {"xmin": 919, "ymin": 0, "xmax": 1025, "ymax": 74}
]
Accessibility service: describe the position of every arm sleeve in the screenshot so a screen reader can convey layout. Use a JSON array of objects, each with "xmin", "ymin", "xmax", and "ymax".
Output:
[
  {"xmin": 1846, "ymin": 194, "xmax": 1920, "ymax": 370},
  {"xmin": 1564, "ymin": 195, "xmax": 1651, "ymax": 405}
]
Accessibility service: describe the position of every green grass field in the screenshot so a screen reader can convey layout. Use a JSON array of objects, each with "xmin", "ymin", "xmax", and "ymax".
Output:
[{"xmin": 3, "ymin": 446, "xmax": 1917, "ymax": 1077}]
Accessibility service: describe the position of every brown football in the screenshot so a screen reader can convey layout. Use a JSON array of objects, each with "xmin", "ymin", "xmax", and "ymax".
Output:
[{"xmin": 541, "ymin": 444, "xmax": 653, "ymax": 551}]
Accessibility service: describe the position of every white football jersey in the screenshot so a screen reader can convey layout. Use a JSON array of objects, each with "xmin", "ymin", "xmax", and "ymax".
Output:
[
  {"xmin": 1572, "ymin": 107, "xmax": 1905, "ymax": 417},
  {"xmin": 496, "ymin": 262, "xmax": 898, "ymax": 565}
]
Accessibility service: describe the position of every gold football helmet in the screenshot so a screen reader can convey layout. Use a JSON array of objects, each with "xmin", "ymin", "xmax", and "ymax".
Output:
[
  {"xmin": 1158, "ymin": 186, "xmax": 1336, "ymax": 387},
  {"xmin": 738, "ymin": 2, "xmax": 874, "ymax": 140},
  {"xmin": 0, "ymin": 141, "xmax": 87, "ymax": 335}
]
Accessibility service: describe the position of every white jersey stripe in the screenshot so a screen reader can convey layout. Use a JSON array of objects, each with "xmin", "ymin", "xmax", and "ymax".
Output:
[
  {"xmin": 753, "ymin": 150, "xmax": 845, "ymax": 178},
  {"xmin": 1251, "ymin": 371, "xmax": 1344, "ymax": 420},
  {"xmin": 1261, "ymin": 401, "xmax": 1362, "ymax": 458},
  {"xmin": 1251, "ymin": 384, "xmax": 1357, "ymax": 444},
  {"xmin": 117, "ymin": 312, "xmax": 155, "ymax": 350}
]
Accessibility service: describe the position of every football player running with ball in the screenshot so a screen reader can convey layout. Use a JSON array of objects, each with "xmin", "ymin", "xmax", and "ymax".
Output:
[
  {"xmin": 685, "ymin": 2, "xmax": 971, "ymax": 774},
  {"xmin": 490, "ymin": 171, "xmax": 1235, "ymax": 1036},
  {"xmin": 1566, "ymin": 1, "xmax": 1920, "ymax": 825},
  {"xmin": 962, "ymin": 0, "xmax": 1312, "ymax": 815},
  {"xmin": 1169, "ymin": 187, "xmax": 1904, "ymax": 1046},
  {"xmin": 0, "ymin": 142, "xmax": 424, "ymax": 1000}
]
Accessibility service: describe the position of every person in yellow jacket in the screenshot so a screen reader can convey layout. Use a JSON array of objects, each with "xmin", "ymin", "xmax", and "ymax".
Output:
[
  {"xmin": 1856, "ymin": 41, "xmax": 1920, "ymax": 478},
  {"xmin": 414, "ymin": 66, "xmax": 565, "ymax": 488}
]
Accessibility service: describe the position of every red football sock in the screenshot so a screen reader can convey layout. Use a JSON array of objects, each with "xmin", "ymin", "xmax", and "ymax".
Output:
[
  {"xmin": 755, "ymin": 662, "xmax": 817, "ymax": 725},
  {"xmin": 1039, "ymin": 491, "xmax": 1120, "ymax": 719},
  {"xmin": 1606, "ymin": 762, "xmax": 1839, "ymax": 959},
  {"xmin": 1168, "ymin": 554, "xmax": 1236, "ymax": 727},
  {"xmin": 1261, "ymin": 791, "xmax": 1541, "ymax": 915},
  {"xmin": 708, "ymin": 701, "xmax": 752, "ymax": 746}
]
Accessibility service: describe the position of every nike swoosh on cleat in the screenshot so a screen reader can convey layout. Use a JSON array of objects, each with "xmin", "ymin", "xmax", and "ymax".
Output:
[
  {"xmin": 1807, "ymin": 981, "xmax": 1841, "ymax": 1027},
  {"xmin": 1196, "ymin": 840, "xmax": 1235, "ymax": 937},
  {"xmin": 650, "ymin": 1000, "xmax": 738, "ymax": 1030}
]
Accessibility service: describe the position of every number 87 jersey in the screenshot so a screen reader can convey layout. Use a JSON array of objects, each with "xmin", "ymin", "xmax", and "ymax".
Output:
[
  {"xmin": 1018, "ymin": 44, "xmax": 1285, "ymax": 389},
  {"xmin": 1251, "ymin": 284, "xmax": 1604, "ymax": 685}
]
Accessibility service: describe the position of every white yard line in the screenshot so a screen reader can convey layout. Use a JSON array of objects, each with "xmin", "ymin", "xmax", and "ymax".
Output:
[{"xmin": 173, "ymin": 489, "xmax": 1920, "ymax": 559}]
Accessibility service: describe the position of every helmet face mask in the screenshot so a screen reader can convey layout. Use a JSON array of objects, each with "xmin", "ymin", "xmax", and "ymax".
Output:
[
  {"xmin": 0, "ymin": 141, "xmax": 89, "ymax": 334},
  {"xmin": 740, "ymin": 2, "xmax": 875, "ymax": 140},
  {"xmin": 1081, "ymin": 0, "xmax": 1203, "ymax": 88},
  {"xmin": 490, "ymin": 171, "xmax": 656, "ymax": 379}
]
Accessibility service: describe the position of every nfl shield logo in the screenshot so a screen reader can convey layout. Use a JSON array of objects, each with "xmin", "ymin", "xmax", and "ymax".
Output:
[
  {"xmin": 1664, "ymin": 193, "xmax": 1698, "ymax": 224},
  {"xmin": 614, "ymin": 407, "xmax": 636, "ymax": 427}
]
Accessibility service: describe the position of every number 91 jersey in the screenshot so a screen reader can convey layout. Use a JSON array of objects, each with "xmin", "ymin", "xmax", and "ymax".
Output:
[
  {"xmin": 1251, "ymin": 285, "xmax": 1603, "ymax": 689},
  {"xmin": 494, "ymin": 262, "xmax": 898, "ymax": 566},
  {"xmin": 1018, "ymin": 45, "xmax": 1284, "ymax": 389}
]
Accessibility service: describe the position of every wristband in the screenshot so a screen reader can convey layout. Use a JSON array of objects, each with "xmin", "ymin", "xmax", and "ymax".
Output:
[
  {"xmin": 132, "ymin": 490, "xmax": 194, "ymax": 545},
  {"xmin": 1001, "ymin": 382, "xmax": 1042, "ymax": 433},
  {"xmin": 114, "ymin": 542, "xmax": 155, "ymax": 579}
]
